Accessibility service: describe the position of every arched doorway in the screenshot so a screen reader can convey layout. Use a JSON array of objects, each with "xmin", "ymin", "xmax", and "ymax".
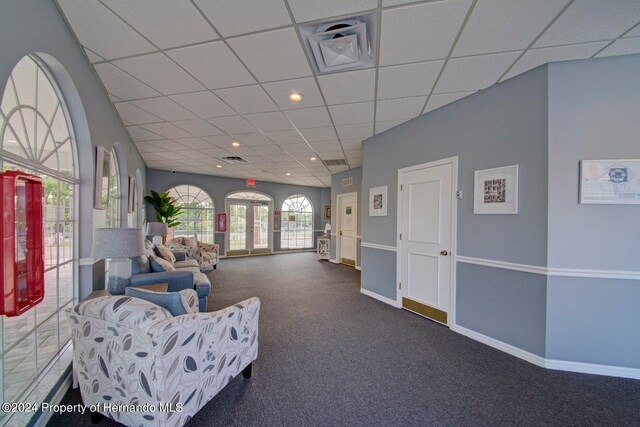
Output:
[{"xmin": 225, "ymin": 191, "xmax": 273, "ymax": 256}]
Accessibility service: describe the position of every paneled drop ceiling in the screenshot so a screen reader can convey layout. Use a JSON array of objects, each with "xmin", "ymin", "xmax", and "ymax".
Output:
[{"xmin": 56, "ymin": 0, "xmax": 640, "ymax": 187}]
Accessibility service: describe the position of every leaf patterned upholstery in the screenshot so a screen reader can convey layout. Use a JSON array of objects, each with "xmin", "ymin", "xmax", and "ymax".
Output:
[
  {"xmin": 167, "ymin": 237, "xmax": 219, "ymax": 273},
  {"xmin": 68, "ymin": 294, "xmax": 260, "ymax": 426}
]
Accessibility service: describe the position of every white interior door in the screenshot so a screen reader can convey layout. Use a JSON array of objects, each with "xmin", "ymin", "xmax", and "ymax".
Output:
[
  {"xmin": 338, "ymin": 192, "xmax": 357, "ymax": 266},
  {"xmin": 399, "ymin": 160, "xmax": 455, "ymax": 325}
]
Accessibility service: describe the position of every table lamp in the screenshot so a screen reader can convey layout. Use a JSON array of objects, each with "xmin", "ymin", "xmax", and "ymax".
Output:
[
  {"xmin": 324, "ymin": 222, "xmax": 331, "ymax": 237},
  {"xmin": 91, "ymin": 228, "xmax": 144, "ymax": 294},
  {"xmin": 146, "ymin": 222, "xmax": 169, "ymax": 244}
]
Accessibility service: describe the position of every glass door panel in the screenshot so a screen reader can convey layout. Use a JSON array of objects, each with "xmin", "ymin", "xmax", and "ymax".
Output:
[
  {"xmin": 253, "ymin": 204, "xmax": 269, "ymax": 250},
  {"xmin": 229, "ymin": 204, "xmax": 247, "ymax": 251}
]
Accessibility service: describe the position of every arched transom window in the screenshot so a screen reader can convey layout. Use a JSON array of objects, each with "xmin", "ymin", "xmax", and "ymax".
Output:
[
  {"xmin": 281, "ymin": 194, "xmax": 313, "ymax": 249},
  {"xmin": 167, "ymin": 185, "xmax": 214, "ymax": 243},
  {"xmin": 0, "ymin": 55, "xmax": 78, "ymax": 411}
]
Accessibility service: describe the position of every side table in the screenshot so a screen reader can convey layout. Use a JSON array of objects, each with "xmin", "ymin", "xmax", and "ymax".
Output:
[{"xmin": 317, "ymin": 236, "xmax": 330, "ymax": 260}]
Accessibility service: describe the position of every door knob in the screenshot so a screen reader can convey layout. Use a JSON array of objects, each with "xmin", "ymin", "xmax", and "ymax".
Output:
[
  {"xmin": 440, "ymin": 250, "xmax": 448, "ymax": 256},
  {"xmin": 339, "ymin": 231, "xmax": 343, "ymax": 236}
]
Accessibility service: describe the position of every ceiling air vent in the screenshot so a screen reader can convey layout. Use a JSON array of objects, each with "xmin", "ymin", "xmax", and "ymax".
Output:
[
  {"xmin": 221, "ymin": 156, "xmax": 249, "ymax": 164},
  {"xmin": 322, "ymin": 159, "xmax": 348, "ymax": 167},
  {"xmin": 300, "ymin": 13, "xmax": 377, "ymax": 74}
]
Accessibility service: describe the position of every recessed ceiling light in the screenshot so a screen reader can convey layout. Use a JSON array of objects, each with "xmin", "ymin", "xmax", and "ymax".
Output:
[
  {"xmin": 310, "ymin": 156, "xmax": 317, "ymax": 161},
  {"xmin": 215, "ymin": 164, "xmax": 222, "ymax": 168},
  {"xmin": 288, "ymin": 92, "xmax": 303, "ymax": 102},
  {"xmin": 231, "ymin": 141, "xmax": 241, "ymax": 147},
  {"xmin": 285, "ymin": 172, "xmax": 292, "ymax": 176}
]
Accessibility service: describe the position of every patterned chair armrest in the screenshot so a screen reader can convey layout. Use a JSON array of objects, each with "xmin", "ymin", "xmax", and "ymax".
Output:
[
  {"xmin": 198, "ymin": 242, "xmax": 219, "ymax": 254},
  {"xmin": 178, "ymin": 288, "xmax": 200, "ymax": 313}
]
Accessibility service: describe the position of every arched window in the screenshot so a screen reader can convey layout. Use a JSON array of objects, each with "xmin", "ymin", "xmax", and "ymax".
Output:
[
  {"xmin": 105, "ymin": 148, "xmax": 120, "ymax": 228},
  {"xmin": 0, "ymin": 55, "xmax": 78, "ymax": 408},
  {"xmin": 281, "ymin": 194, "xmax": 314, "ymax": 249},
  {"xmin": 167, "ymin": 185, "xmax": 214, "ymax": 243}
]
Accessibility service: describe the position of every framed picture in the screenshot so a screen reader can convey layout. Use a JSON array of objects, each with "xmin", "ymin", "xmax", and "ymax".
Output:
[
  {"xmin": 369, "ymin": 186, "xmax": 387, "ymax": 216},
  {"xmin": 128, "ymin": 176, "xmax": 136, "ymax": 213},
  {"xmin": 580, "ymin": 159, "xmax": 640, "ymax": 204},
  {"xmin": 93, "ymin": 146, "xmax": 111, "ymax": 209},
  {"xmin": 474, "ymin": 165, "xmax": 518, "ymax": 214},
  {"xmin": 324, "ymin": 205, "xmax": 331, "ymax": 219}
]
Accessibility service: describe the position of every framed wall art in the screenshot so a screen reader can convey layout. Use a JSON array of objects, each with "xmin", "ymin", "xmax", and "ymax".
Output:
[
  {"xmin": 580, "ymin": 159, "xmax": 640, "ymax": 204},
  {"xmin": 128, "ymin": 176, "xmax": 136, "ymax": 213},
  {"xmin": 94, "ymin": 146, "xmax": 111, "ymax": 209},
  {"xmin": 369, "ymin": 186, "xmax": 387, "ymax": 216},
  {"xmin": 474, "ymin": 165, "xmax": 518, "ymax": 214}
]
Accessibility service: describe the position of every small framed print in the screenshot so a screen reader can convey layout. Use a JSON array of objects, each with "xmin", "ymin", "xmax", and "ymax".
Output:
[
  {"xmin": 94, "ymin": 146, "xmax": 111, "ymax": 210},
  {"xmin": 128, "ymin": 176, "xmax": 136, "ymax": 213},
  {"xmin": 369, "ymin": 186, "xmax": 387, "ymax": 216},
  {"xmin": 580, "ymin": 159, "xmax": 640, "ymax": 204},
  {"xmin": 324, "ymin": 205, "xmax": 331, "ymax": 219},
  {"xmin": 474, "ymin": 165, "xmax": 518, "ymax": 214}
]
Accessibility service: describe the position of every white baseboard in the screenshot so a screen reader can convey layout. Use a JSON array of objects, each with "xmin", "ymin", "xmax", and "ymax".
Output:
[
  {"xmin": 329, "ymin": 259, "xmax": 339, "ymax": 264},
  {"xmin": 355, "ymin": 266, "xmax": 362, "ymax": 271},
  {"xmin": 452, "ymin": 325, "xmax": 640, "ymax": 379},
  {"xmin": 360, "ymin": 288, "xmax": 400, "ymax": 308}
]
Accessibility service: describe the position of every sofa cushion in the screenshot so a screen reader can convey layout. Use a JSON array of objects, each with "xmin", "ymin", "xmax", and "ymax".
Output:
[
  {"xmin": 149, "ymin": 255, "xmax": 175, "ymax": 272},
  {"xmin": 131, "ymin": 254, "xmax": 151, "ymax": 274},
  {"xmin": 125, "ymin": 287, "xmax": 191, "ymax": 316},
  {"xmin": 174, "ymin": 259, "xmax": 200, "ymax": 269},
  {"xmin": 155, "ymin": 244, "xmax": 176, "ymax": 263}
]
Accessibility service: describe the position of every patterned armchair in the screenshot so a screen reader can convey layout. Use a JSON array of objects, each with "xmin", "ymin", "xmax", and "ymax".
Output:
[
  {"xmin": 166, "ymin": 237, "xmax": 219, "ymax": 272},
  {"xmin": 68, "ymin": 290, "xmax": 260, "ymax": 427}
]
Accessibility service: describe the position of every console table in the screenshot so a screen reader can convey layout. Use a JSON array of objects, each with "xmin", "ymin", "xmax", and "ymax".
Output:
[{"xmin": 317, "ymin": 236, "xmax": 330, "ymax": 260}]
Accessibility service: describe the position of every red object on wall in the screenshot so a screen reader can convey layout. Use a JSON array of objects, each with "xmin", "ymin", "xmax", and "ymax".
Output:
[
  {"xmin": 217, "ymin": 213, "xmax": 227, "ymax": 232},
  {"xmin": 0, "ymin": 171, "xmax": 44, "ymax": 317},
  {"xmin": 246, "ymin": 178, "xmax": 256, "ymax": 188}
]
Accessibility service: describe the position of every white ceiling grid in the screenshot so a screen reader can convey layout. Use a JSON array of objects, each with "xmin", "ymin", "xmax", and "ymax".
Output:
[{"xmin": 55, "ymin": 0, "xmax": 640, "ymax": 186}]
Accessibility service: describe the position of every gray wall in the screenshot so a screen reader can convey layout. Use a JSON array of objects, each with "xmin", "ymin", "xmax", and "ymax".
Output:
[
  {"xmin": 545, "ymin": 54, "xmax": 640, "ymax": 368},
  {"xmin": 361, "ymin": 66, "xmax": 550, "ymax": 352},
  {"xmin": 330, "ymin": 167, "xmax": 362, "ymax": 266},
  {"xmin": 0, "ymin": 0, "xmax": 146, "ymax": 299},
  {"xmin": 146, "ymin": 168, "xmax": 327, "ymax": 255}
]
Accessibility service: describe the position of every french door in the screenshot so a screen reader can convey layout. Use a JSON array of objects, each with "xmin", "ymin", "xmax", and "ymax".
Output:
[{"xmin": 227, "ymin": 200, "xmax": 272, "ymax": 255}]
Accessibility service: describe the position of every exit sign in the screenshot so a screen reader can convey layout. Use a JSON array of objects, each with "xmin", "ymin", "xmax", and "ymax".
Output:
[{"xmin": 246, "ymin": 178, "xmax": 256, "ymax": 187}]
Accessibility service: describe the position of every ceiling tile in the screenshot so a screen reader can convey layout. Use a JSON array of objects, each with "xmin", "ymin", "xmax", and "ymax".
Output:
[
  {"xmin": 171, "ymin": 119, "xmax": 224, "ymax": 137},
  {"xmin": 193, "ymin": 0, "xmax": 291, "ymax": 37},
  {"xmin": 626, "ymin": 23, "xmax": 640, "ymax": 38},
  {"xmin": 503, "ymin": 41, "xmax": 608, "ymax": 80},
  {"xmin": 596, "ymin": 37, "xmax": 640, "ymax": 58},
  {"xmin": 317, "ymin": 69, "xmax": 375, "ymax": 105},
  {"xmin": 109, "ymin": 94, "xmax": 121, "ymax": 102},
  {"xmin": 206, "ymin": 116, "xmax": 256, "ymax": 133},
  {"xmin": 341, "ymin": 139, "xmax": 363, "ymax": 150},
  {"xmin": 299, "ymin": 127, "xmax": 338, "ymax": 142},
  {"xmin": 166, "ymin": 41, "xmax": 256, "ymax": 89},
  {"xmin": 379, "ymin": 0, "xmax": 473, "ymax": 66},
  {"xmin": 126, "ymin": 125, "xmax": 163, "ymax": 141},
  {"xmin": 316, "ymin": 150, "xmax": 345, "ymax": 159},
  {"xmin": 103, "ymin": 0, "xmax": 218, "ymax": 49},
  {"xmin": 173, "ymin": 137, "xmax": 216, "ymax": 150},
  {"xmin": 535, "ymin": 0, "xmax": 640, "ymax": 47},
  {"xmin": 134, "ymin": 141, "xmax": 156, "ymax": 153},
  {"xmin": 280, "ymin": 143, "xmax": 313, "ymax": 154},
  {"xmin": 131, "ymin": 97, "xmax": 198, "ymax": 121},
  {"xmin": 376, "ymin": 96, "xmax": 426, "ymax": 122},
  {"xmin": 147, "ymin": 139, "xmax": 190, "ymax": 151},
  {"xmin": 94, "ymin": 63, "xmax": 160, "ymax": 100},
  {"xmin": 57, "ymin": 0, "xmax": 155, "ymax": 59},
  {"xmin": 263, "ymin": 77, "xmax": 325, "ymax": 110},
  {"xmin": 287, "ymin": 0, "xmax": 377, "ymax": 22},
  {"xmin": 201, "ymin": 135, "xmax": 236, "ymax": 146},
  {"xmin": 382, "ymin": 0, "xmax": 416, "ymax": 6},
  {"xmin": 113, "ymin": 53, "xmax": 205, "ymax": 95},
  {"xmin": 424, "ymin": 91, "xmax": 476, "ymax": 114},
  {"xmin": 84, "ymin": 48, "xmax": 104, "ymax": 63},
  {"xmin": 199, "ymin": 148, "xmax": 232, "ymax": 158},
  {"xmin": 263, "ymin": 130, "xmax": 305, "ymax": 144},
  {"xmin": 114, "ymin": 102, "xmax": 162, "ymax": 124},
  {"xmin": 375, "ymin": 120, "xmax": 407, "ymax": 134},
  {"xmin": 377, "ymin": 61, "xmax": 444, "ymax": 100},
  {"xmin": 284, "ymin": 107, "xmax": 332, "ymax": 129},
  {"xmin": 227, "ymin": 28, "xmax": 312, "ymax": 82},
  {"xmin": 140, "ymin": 122, "xmax": 193, "ymax": 139},
  {"xmin": 435, "ymin": 51, "xmax": 521, "ymax": 93},
  {"xmin": 231, "ymin": 133, "xmax": 273, "ymax": 146},
  {"xmin": 214, "ymin": 85, "xmax": 278, "ymax": 114},
  {"xmin": 253, "ymin": 145, "xmax": 286, "ymax": 155},
  {"xmin": 454, "ymin": 0, "xmax": 568, "ymax": 56},
  {"xmin": 170, "ymin": 91, "xmax": 235, "ymax": 118},
  {"xmin": 335, "ymin": 123, "xmax": 373, "ymax": 140},
  {"xmin": 328, "ymin": 102, "xmax": 374, "ymax": 126},
  {"xmin": 244, "ymin": 111, "xmax": 292, "ymax": 131},
  {"xmin": 154, "ymin": 150, "xmax": 189, "ymax": 160}
]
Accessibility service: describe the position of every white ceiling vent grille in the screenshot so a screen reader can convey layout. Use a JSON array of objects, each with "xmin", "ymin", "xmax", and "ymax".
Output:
[
  {"xmin": 221, "ymin": 156, "xmax": 249, "ymax": 164},
  {"xmin": 323, "ymin": 159, "xmax": 348, "ymax": 167},
  {"xmin": 300, "ymin": 14, "xmax": 377, "ymax": 74}
]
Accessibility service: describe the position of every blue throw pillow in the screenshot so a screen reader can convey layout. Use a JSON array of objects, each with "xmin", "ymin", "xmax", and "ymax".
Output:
[
  {"xmin": 130, "ymin": 254, "xmax": 151, "ymax": 274},
  {"xmin": 125, "ymin": 287, "xmax": 189, "ymax": 316}
]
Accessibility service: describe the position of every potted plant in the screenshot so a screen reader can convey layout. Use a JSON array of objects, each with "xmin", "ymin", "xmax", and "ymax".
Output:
[{"xmin": 144, "ymin": 190, "xmax": 182, "ymax": 242}]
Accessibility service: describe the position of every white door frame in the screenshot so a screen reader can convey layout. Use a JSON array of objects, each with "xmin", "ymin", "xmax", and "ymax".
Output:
[
  {"xmin": 225, "ymin": 196, "xmax": 274, "ymax": 255},
  {"xmin": 396, "ymin": 156, "xmax": 458, "ymax": 327},
  {"xmin": 335, "ymin": 191, "xmax": 358, "ymax": 265}
]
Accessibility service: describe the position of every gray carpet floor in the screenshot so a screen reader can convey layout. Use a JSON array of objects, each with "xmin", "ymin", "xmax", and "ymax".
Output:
[{"xmin": 50, "ymin": 252, "xmax": 640, "ymax": 426}]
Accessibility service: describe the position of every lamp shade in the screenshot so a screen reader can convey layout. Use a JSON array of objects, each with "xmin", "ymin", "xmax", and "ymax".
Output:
[
  {"xmin": 324, "ymin": 222, "xmax": 331, "ymax": 234},
  {"xmin": 91, "ymin": 228, "xmax": 145, "ymax": 259},
  {"xmin": 145, "ymin": 222, "xmax": 169, "ymax": 236}
]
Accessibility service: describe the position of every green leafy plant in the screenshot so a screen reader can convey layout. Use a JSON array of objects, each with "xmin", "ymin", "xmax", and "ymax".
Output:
[{"xmin": 144, "ymin": 190, "xmax": 183, "ymax": 228}]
